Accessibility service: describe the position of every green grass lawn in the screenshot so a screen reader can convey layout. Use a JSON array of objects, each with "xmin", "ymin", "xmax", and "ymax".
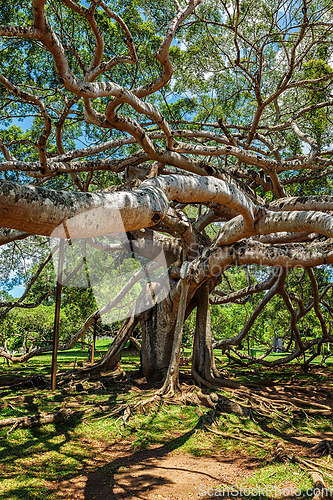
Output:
[
  {"xmin": 2, "ymin": 339, "xmax": 332, "ymax": 378},
  {"xmin": 1, "ymin": 342, "xmax": 333, "ymax": 499},
  {"xmin": 2, "ymin": 386, "xmax": 327, "ymax": 500}
]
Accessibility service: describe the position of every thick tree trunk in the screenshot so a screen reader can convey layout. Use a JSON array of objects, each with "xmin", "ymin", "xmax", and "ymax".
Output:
[
  {"xmin": 191, "ymin": 281, "xmax": 220, "ymax": 386},
  {"xmin": 140, "ymin": 293, "xmax": 178, "ymax": 381},
  {"xmin": 191, "ymin": 282, "xmax": 250, "ymax": 390},
  {"xmin": 158, "ymin": 275, "xmax": 190, "ymax": 395}
]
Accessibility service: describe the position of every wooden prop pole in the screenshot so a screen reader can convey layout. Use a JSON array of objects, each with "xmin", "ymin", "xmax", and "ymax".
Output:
[
  {"xmin": 51, "ymin": 238, "xmax": 65, "ymax": 392},
  {"xmin": 91, "ymin": 319, "xmax": 97, "ymax": 366}
]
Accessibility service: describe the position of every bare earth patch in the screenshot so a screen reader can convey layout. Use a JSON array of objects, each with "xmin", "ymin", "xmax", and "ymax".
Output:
[{"xmin": 50, "ymin": 440, "xmax": 259, "ymax": 499}]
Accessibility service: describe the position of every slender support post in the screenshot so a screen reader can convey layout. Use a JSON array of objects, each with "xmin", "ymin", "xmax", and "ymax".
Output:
[
  {"xmin": 91, "ymin": 319, "xmax": 97, "ymax": 365},
  {"xmin": 51, "ymin": 238, "xmax": 65, "ymax": 392}
]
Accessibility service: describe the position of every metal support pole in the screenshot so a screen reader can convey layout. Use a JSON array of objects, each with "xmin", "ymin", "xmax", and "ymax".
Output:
[
  {"xmin": 91, "ymin": 319, "xmax": 97, "ymax": 366},
  {"xmin": 51, "ymin": 238, "xmax": 65, "ymax": 392}
]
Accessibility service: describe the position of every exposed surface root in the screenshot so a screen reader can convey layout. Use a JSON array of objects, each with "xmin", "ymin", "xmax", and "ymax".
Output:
[
  {"xmin": 312, "ymin": 440, "xmax": 333, "ymax": 457},
  {"xmin": 202, "ymin": 420, "xmax": 269, "ymax": 449},
  {"xmin": 309, "ymin": 472, "xmax": 329, "ymax": 500},
  {"xmin": 267, "ymin": 441, "xmax": 333, "ymax": 497},
  {"xmin": 0, "ymin": 374, "xmax": 48, "ymax": 390},
  {"xmin": 269, "ymin": 440, "xmax": 289, "ymax": 462},
  {"xmin": 177, "ymin": 390, "xmax": 252, "ymax": 417},
  {"xmin": 0, "ymin": 408, "xmax": 85, "ymax": 431}
]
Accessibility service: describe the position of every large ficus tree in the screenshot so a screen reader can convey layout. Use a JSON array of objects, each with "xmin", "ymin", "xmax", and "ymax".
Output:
[{"xmin": 1, "ymin": 0, "xmax": 333, "ymax": 394}]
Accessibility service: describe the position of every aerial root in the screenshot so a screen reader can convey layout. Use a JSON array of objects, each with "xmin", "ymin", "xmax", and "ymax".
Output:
[
  {"xmin": 176, "ymin": 389, "xmax": 253, "ymax": 418},
  {"xmin": 94, "ymin": 395, "xmax": 163, "ymax": 427},
  {"xmin": 159, "ymin": 382, "xmax": 329, "ymax": 423}
]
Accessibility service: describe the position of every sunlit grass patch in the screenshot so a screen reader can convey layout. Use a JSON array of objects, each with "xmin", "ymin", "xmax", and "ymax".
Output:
[
  {"xmin": 2, "ymin": 346, "xmax": 333, "ymax": 500},
  {"xmin": 0, "ymin": 477, "xmax": 56, "ymax": 500},
  {"xmin": 242, "ymin": 462, "xmax": 311, "ymax": 488},
  {"xmin": 128, "ymin": 403, "xmax": 200, "ymax": 451}
]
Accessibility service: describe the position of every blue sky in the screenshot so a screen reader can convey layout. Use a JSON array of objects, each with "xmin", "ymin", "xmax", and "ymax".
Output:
[{"xmin": 10, "ymin": 285, "xmax": 25, "ymax": 299}]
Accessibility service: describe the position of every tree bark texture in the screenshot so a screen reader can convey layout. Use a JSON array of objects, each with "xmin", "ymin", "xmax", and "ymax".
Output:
[{"xmin": 140, "ymin": 292, "xmax": 178, "ymax": 381}]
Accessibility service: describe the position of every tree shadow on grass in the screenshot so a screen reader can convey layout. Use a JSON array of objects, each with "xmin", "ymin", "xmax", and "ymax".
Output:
[
  {"xmin": 80, "ymin": 419, "xmax": 215, "ymax": 500},
  {"xmin": 0, "ymin": 381, "xmax": 133, "ymax": 500}
]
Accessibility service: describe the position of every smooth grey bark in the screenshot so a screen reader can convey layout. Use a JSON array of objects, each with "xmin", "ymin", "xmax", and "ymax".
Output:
[
  {"xmin": 140, "ymin": 292, "xmax": 178, "ymax": 381},
  {"xmin": 191, "ymin": 281, "xmax": 220, "ymax": 386},
  {"xmin": 0, "ymin": 174, "xmax": 255, "ymax": 238},
  {"xmin": 158, "ymin": 270, "xmax": 190, "ymax": 395},
  {"xmin": 0, "ymin": 178, "xmax": 169, "ymax": 237}
]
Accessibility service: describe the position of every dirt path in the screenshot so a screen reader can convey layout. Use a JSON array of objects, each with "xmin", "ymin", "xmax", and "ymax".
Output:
[{"xmin": 51, "ymin": 440, "xmax": 259, "ymax": 499}]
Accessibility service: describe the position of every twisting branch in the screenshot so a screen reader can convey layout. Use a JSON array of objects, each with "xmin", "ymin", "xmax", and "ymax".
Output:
[
  {"xmin": 210, "ymin": 268, "xmax": 279, "ymax": 305},
  {"xmin": 213, "ymin": 268, "xmax": 285, "ymax": 349},
  {"xmin": 0, "ymin": 73, "xmax": 52, "ymax": 172}
]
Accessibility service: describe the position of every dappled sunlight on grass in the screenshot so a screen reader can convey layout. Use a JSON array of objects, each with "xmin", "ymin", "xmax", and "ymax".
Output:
[{"xmin": 1, "ymin": 342, "xmax": 333, "ymax": 499}]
